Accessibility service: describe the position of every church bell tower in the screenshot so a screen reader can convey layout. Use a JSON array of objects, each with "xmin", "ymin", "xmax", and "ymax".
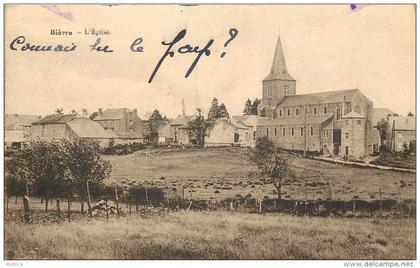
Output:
[{"xmin": 259, "ymin": 36, "xmax": 296, "ymax": 117}]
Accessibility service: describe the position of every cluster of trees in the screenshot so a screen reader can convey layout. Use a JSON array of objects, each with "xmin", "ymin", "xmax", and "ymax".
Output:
[
  {"xmin": 208, "ymin": 98, "xmax": 229, "ymax": 120},
  {"xmin": 243, "ymin": 98, "xmax": 260, "ymax": 115},
  {"xmin": 5, "ymin": 138, "xmax": 112, "ymax": 211}
]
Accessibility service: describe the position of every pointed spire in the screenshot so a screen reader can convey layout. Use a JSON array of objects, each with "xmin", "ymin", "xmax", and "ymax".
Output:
[{"xmin": 264, "ymin": 35, "xmax": 294, "ymax": 81}]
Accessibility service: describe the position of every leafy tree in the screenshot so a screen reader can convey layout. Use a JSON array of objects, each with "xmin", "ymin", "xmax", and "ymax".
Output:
[
  {"xmin": 246, "ymin": 136, "xmax": 294, "ymax": 200},
  {"xmin": 250, "ymin": 98, "xmax": 261, "ymax": 115},
  {"xmin": 148, "ymin": 109, "xmax": 166, "ymax": 144},
  {"xmin": 408, "ymin": 112, "xmax": 414, "ymax": 116},
  {"xmin": 4, "ymin": 159, "xmax": 27, "ymax": 199},
  {"xmin": 219, "ymin": 103, "xmax": 229, "ymax": 118},
  {"xmin": 188, "ymin": 108, "xmax": 212, "ymax": 147},
  {"xmin": 89, "ymin": 112, "xmax": 98, "ymax": 120},
  {"xmin": 61, "ymin": 138, "xmax": 112, "ymax": 212},
  {"xmin": 375, "ymin": 119, "xmax": 388, "ymax": 148},
  {"xmin": 243, "ymin": 98, "xmax": 253, "ymax": 115},
  {"xmin": 208, "ymin": 98, "xmax": 220, "ymax": 121},
  {"xmin": 5, "ymin": 140, "xmax": 70, "ymax": 207}
]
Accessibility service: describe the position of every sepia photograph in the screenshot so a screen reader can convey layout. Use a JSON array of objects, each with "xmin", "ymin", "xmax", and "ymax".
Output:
[{"xmin": 2, "ymin": 3, "xmax": 417, "ymax": 265}]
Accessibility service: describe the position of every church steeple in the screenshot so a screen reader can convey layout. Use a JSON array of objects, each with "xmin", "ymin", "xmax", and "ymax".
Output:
[
  {"xmin": 259, "ymin": 35, "xmax": 296, "ymax": 117},
  {"xmin": 264, "ymin": 36, "xmax": 294, "ymax": 81}
]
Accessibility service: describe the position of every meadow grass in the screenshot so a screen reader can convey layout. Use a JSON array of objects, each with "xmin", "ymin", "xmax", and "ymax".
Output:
[
  {"xmin": 5, "ymin": 211, "xmax": 415, "ymax": 260},
  {"xmin": 105, "ymin": 147, "xmax": 416, "ymax": 200}
]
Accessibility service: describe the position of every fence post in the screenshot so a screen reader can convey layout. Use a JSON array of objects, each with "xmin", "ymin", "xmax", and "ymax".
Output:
[
  {"xmin": 115, "ymin": 188, "xmax": 119, "ymax": 219},
  {"xmin": 45, "ymin": 197, "xmax": 49, "ymax": 212},
  {"xmin": 67, "ymin": 195, "xmax": 71, "ymax": 223},
  {"xmin": 23, "ymin": 196, "xmax": 30, "ymax": 224},
  {"xmin": 352, "ymin": 198, "xmax": 356, "ymax": 213},
  {"xmin": 80, "ymin": 196, "xmax": 84, "ymax": 214},
  {"xmin": 86, "ymin": 181, "xmax": 92, "ymax": 219},
  {"xmin": 5, "ymin": 195, "xmax": 9, "ymax": 213},
  {"xmin": 274, "ymin": 200, "xmax": 277, "ymax": 211},
  {"xmin": 129, "ymin": 198, "xmax": 132, "ymax": 215},
  {"xmin": 258, "ymin": 199, "xmax": 262, "ymax": 214},
  {"xmin": 136, "ymin": 203, "xmax": 139, "ymax": 212},
  {"xmin": 145, "ymin": 185, "xmax": 149, "ymax": 206},
  {"xmin": 105, "ymin": 199, "xmax": 109, "ymax": 221},
  {"xmin": 379, "ymin": 186, "xmax": 383, "ymax": 217},
  {"xmin": 56, "ymin": 199, "xmax": 61, "ymax": 223}
]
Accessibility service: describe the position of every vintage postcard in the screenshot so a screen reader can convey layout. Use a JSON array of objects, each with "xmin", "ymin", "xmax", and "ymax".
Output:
[{"xmin": 3, "ymin": 3, "xmax": 416, "ymax": 265}]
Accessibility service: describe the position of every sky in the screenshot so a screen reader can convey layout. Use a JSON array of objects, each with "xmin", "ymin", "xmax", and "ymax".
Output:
[{"xmin": 5, "ymin": 4, "xmax": 416, "ymax": 119}]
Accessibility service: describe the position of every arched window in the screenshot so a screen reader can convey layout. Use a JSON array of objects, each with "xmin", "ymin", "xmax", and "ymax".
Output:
[
  {"xmin": 291, "ymin": 127, "xmax": 294, "ymax": 136},
  {"xmin": 296, "ymin": 108, "xmax": 299, "ymax": 116},
  {"xmin": 274, "ymin": 127, "xmax": 277, "ymax": 136},
  {"xmin": 310, "ymin": 126, "xmax": 314, "ymax": 136},
  {"xmin": 313, "ymin": 107, "xmax": 317, "ymax": 115},
  {"xmin": 336, "ymin": 107, "xmax": 341, "ymax": 120},
  {"xmin": 287, "ymin": 109, "xmax": 290, "ymax": 116},
  {"xmin": 279, "ymin": 110, "xmax": 282, "ymax": 116},
  {"xmin": 324, "ymin": 107, "xmax": 327, "ymax": 114},
  {"xmin": 300, "ymin": 127, "xmax": 304, "ymax": 136},
  {"xmin": 283, "ymin": 127, "xmax": 286, "ymax": 136}
]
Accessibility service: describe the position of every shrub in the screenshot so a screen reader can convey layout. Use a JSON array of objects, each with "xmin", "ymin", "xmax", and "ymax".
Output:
[{"xmin": 128, "ymin": 186, "xmax": 165, "ymax": 205}]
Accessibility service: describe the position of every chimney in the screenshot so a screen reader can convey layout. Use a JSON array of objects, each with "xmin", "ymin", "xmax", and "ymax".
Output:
[
  {"xmin": 98, "ymin": 108, "xmax": 103, "ymax": 115},
  {"xmin": 182, "ymin": 99, "xmax": 185, "ymax": 116}
]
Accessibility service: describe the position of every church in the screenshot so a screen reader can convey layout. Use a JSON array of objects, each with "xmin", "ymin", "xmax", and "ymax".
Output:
[{"xmin": 257, "ymin": 37, "xmax": 373, "ymax": 159}]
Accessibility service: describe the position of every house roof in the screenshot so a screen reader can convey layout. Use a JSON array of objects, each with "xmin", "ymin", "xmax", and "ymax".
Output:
[
  {"xmin": 257, "ymin": 114, "xmax": 334, "ymax": 126},
  {"xmin": 5, "ymin": 114, "xmax": 40, "ymax": 130},
  {"xmin": 115, "ymin": 132, "xmax": 145, "ymax": 139},
  {"xmin": 93, "ymin": 108, "xmax": 136, "ymax": 121},
  {"xmin": 373, "ymin": 108, "xmax": 396, "ymax": 124},
  {"xmin": 388, "ymin": 115, "xmax": 416, "ymax": 131},
  {"xmin": 231, "ymin": 115, "xmax": 258, "ymax": 127},
  {"xmin": 210, "ymin": 118, "xmax": 249, "ymax": 131},
  {"xmin": 32, "ymin": 114, "xmax": 77, "ymax": 125},
  {"xmin": 171, "ymin": 115, "xmax": 195, "ymax": 126},
  {"xmin": 67, "ymin": 117, "xmax": 118, "ymax": 139},
  {"xmin": 228, "ymin": 118, "xmax": 250, "ymax": 129},
  {"xmin": 263, "ymin": 36, "xmax": 295, "ymax": 81},
  {"xmin": 342, "ymin": 111, "xmax": 364, "ymax": 119},
  {"xmin": 275, "ymin": 89, "xmax": 359, "ymax": 108}
]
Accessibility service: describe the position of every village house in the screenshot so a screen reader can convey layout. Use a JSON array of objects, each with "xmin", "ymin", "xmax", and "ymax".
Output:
[
  {"xmin": 157, "ymin": 123, "xmax": 172, "ymax": 144},
  {"xmin": 31, "ymin": 114, "xmax": 117, "ymax": 147},
  {"xmin": 231, "ymin": 115, "xmax": 258, "ymax": 146},
  {"xmin": 169, "ymin": 114, "xmax": 196, "ymax": 145},
  {"xmin": 93, "ymin": 108, "xmax": 149, "ymax": 143},
  {"xmin": 257, "ymin": 36, "xmax": 374, "ymax": 159},
  {"xmin": 5, "ymin": 114, "xmax": 40, "ymax": 147},
  {"xmin": 386, "ymin": 115, "xmax": 416, "ymax": 153},
  {"xmin": 205, "ymin": 118, "xmax": 252, "ymax": 147}
]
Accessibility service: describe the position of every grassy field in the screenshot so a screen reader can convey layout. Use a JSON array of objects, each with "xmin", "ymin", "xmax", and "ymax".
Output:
[
  {"xmin": 105, "ymin": 147, "xmax": 416, "ymax": 201},
  {"xmin": 4, "ymin": 211, "xmax": 415, "ymax": 260}
]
